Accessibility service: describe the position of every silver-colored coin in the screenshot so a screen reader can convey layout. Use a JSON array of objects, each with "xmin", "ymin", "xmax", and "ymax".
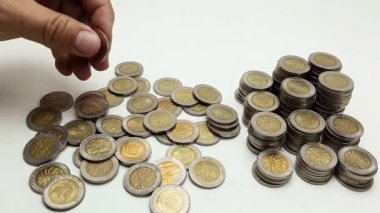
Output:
[
  {"xmin": 193, "ymin": 84, "xmax": 222, "ymax": 105},
  {"xmin": 157, "ymin": 97, "xmax": 182, "ymax": 117},
  {"xmin": 23, "ymin": 134, "xmax": 61, "ymax": 166},
  {"xmin": 43, "ymin": 175, "xmax": 85, "ymax": 211},
  {"xmin": 195, "ymin": 121, "xmax": 220, "ymax": 146},
  {"xmin": 206, "ymin": 104, "xmax": 238, "ymax": 125},
  {"xmin": 64, "ymin": 119, "xmax": 96, "ymax": 146},
  {"xmin": 338, "ymin": 146, "xmax": 377, "ymax": 176},
  {"xmin": 171, "ymin": 86, "xmax": 198, "ymax": 107},
  {"xmin": 26, "ymin": 106, "xmax": 62, "ymax": 131},
  {"xmin": 36, "ymin": 125, "xmax": 68, "ymax": 151},
  {"xmin": 155, "ymin": 134, "xmax": 174, "ymax": 146},
  {"xmin": 122, "ymin": 114, "xmax": 151, "ymax": 138},
  {"xmin": 29, "ymin": 162, "xmax": 70, "ymax": 194},
  {"xmin": 166, "ymin": 119, "xmax": 200, "ymax": 144},
  {"xmin": 80, "ymin": 156, "xmax": 119, "ymax": 184},
  {"xmin": 183, "ymin": 103, "xmax": 208, "ymax": 116},
  {"xmin": 123, "ymin": 162, "xmax": 162, "ymax": 197},
  {"xmin": 72, "ymin": 148, "xmax": 83, "ymax": 168},
  {"xmin": 189, "ymin": 156, "xmax": 226, "ymax": 189},
  {"xmin": 79, "ymin": 134, "xmax": 116, "ymax": 162},
  {"xmin": 108, "ymin": 76, "xmax": 138, "ymax": 96},
  {"xmin": 127, "ymin": 93, "xmax": 158, "ymax": 114},
  {"xmin": 155, "ymin": 158, "xmax": 187, "ymax": 185},
  {"xmin": 149, "ymin": 185, "xmax": 190, "ymax": 213},
  {"xmin": 153, "ymin": 77, "xmax": 183, "ymax": 97},
  {"xmin": 166, "ymin": 145, "xmax": 202, "ymax": 170},
  {"xmin": 115, "ymin": 61, "xmax": 143, "ymax": 77},
  {"xmin": 115, "ymin": 136, "xmax": 151, "ymax": 166},
  {"xmin": 40, "ymin": 91, "xmax": 74, "ymax": 112},
  {"xmin": 308, "ymin": 52, "xmax": 342, "ymax": 71},
  {"xmin": 135, "ymin": 77, "xmax": 151, "ymax": 93},
  {"xmin": 98, "ymin": 87, "xmax": 124, "ymax": 107},
  {"xmin": 96, "ymin": 115, "xmax": 125, "ymax": 138},
  {"xmin": 143, "ymin": 109, "xmax": 177, "ymax": 133}
]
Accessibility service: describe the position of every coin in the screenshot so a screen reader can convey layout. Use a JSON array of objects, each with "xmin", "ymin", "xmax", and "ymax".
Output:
[
  {"xmin": 157, "ymin": 97, "xmax": 182, "ymax": 116},
  {"xmin": 115, "ymin": 61, "xmax": 143, "ymax": 77},
  {"xmin": 64, "ymin": 119, "xmax": 96, "ymax": 146},
  {"xmin": 43, "ymin": 175, "xmax": 85, "ymax": 210},
  {"xmin": 153, "ymin": 77, "xmax": 183, "ymax": 97},
  {"xmin": 183, "ymin": 103, "xmax": 208, "ymax": 116},
  {"xmin": 99, "ymin": 87, "xmax": 124, "ymax": 107},
  {"xmin": 206, "ymin": 104, "xmax": 238, "ymax": 125},
  {"xmin": 155, "ymin": 134, "xmax": 174, "ymax": 146},
  {"xmin": 166, "ymin": 145, "xmax": 202, "ymax": 170},
  {"xmin": 122, "ymin": 114, "xmax": 151, "ymax": 138},
  {"xmin": 92, "ymin": 28, "xmax": 109, "ymax": 62},
  {"xmin": 115, "ymin": 137, "xmax": 151, "ymax": 166},
  {"xmin": 308, "ymin": 52, "xmax": 342, "ymax": 71},
  {"xmin": 235, "ymin": 70, "xmax": 273, "ymax": 104},
  {"xmin": 277, "ymin": 55, "xmax": 311, "ymax": 76},
  {"xmin": 74, "ymin": 94, "xmax": 109, "ymax": 120},
  {"xmin": 96, "ymin": 115, "xmax": 125, "ymax": 138},
  {"xmin": 135, "ymin": 77, "xmax": 151, "ymax": 93},
  {"xmin": 123, "ymin": 162, "xmax": 162, "ymax": 197},
  {"xmin": 193, "ymin": 84, "xmax": 222, "ymax": 105},
  {"xmin": 23, "ymin": 134, "xmax": 61, "ymax": 166},
  {"xmin": 74, "ymin": 91, "xmax": 105, "ymax": 104},
  {"xmin": 195, "ymin": 121, "xmax": 220, "ymax": 146},
  {"xmin": 127, "ymin": 93, "xmax": 158, "ymax": 114},
  {"xmin": 39, "ymin": 91, "xmax": 73, "ymax": 112},
  {"xmin": 80, "ymin": 156, "xmax": 119, "ymax": 184},
  {"xmin": 149, "ymin": 185, "xmax": 190, "ymax": 213},
  {"xmin": 155, "ymin": 158, "xmax": 187, "ymax": 185},
  {"xmin": 29, "ymin": 162, "xmax": 70, "ymax": 194},
  {"xmin": 36, "ymin": 125, "xmax": 68, "ymax": 151},
  {"xmin": 26, "ymin": 106, "xmax": 62, "ymax": 131},
  {"xmin": 143, "ymin": 109, "xmax": 177, "ymax": 133},
  {"xmin": 189, "ymin": 156, "xmax": 225, "ymax": 188},
  {"xmin": 242, "ymin": 91, "xmax": 280, "ymax": 126},
  {"xmin": 166, "ymin": 120, "xmax": 199, "ymax": 144},
  {"xmin": 79, "ymin": 134, "xmax": 116, "ymax": 162},
  {"xmin": 171, "ymin": 86, "xmax": 198, "ymax": 107},
  {"xmin": 108, "ymin": 76, "xmax": 138, "ymax": 96},
  {"xmin": 72, "ymin": 148, "xmax": 83, "ymax": 168}
]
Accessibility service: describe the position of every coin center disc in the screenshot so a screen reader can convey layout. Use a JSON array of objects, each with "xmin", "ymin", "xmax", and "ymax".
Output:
[
  {"xmin": 194, "ymin": 161, "xmax": 220, "ymax": 182},
  {"xmin": 256, "ymin": 115, "xmax": 281, "ymax": 133},
  {"xmin": 156, "ymin": 189, "xmax": 185, "ymax": 212},
  {"xmin": 113, "ymin": 79, "xmax": 133, "ymax": 91},
  {"xmin": 129, "ymin": 167, "xmax": 156, "ymax": 189},
  {"xmin": 48, "ymin": 179, "xmax": 80, "ymax": 205},
  {"xmin": 29, "ymin": 138, "xmax": 55, "ymax": 159},
  {"xmin": 120, "ymin": 64, "xmax": 139, "ymax": 74},
  {"xmin": 67, "ymin": 123, "xmax": 91, "ymax": 140},
  {"xmin": 344, "ymin": 150, "xmax": 372, "ymax": 170},
  {"xmin": 198, "ymin": 87, "xmax": 218, "ymax": 101},
  {"xmin": 262, "ymin": 154, "xmax": 289, "ymax": 174},
  {"xmin": 158, "ymin": 162, "xmax": 181, "ymax": 185},
  {"xmin": 149, "ymin": 113, "xmax": 172, "ymax": 127},
  {"xmin": 333, "ymin": 117, "xmax": 359, "ymax": 134},
  {"xmin": 171, "ymin": 123, "xmax": 194, "ymax": 139},
  {"xmin": 85, "ymin": 139, "xmax": 112, "ymax": 156},
  {"xmin": 171, "ymin": 147, "xmax": 197, "ymax": 167},
  {"xmin": 102, "ymin": 119, "xmax": 123, "ymax": 133},
  {"xmin": 210, "ymin": 107, "xmax": 233, "ymax": 120},
  {"xmin": 305, "ymin": 147, "xmax": 332, "ymax": 166},
  {"xmin": 121, "ymin": 141, "xmax": 146, "ymax": 159},
  {"xmin": 128, "ymin": 118, "xmax": 145, "ymax": 132}
]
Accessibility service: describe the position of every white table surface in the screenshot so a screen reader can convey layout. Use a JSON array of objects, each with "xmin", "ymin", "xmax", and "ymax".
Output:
[{"xmin": 0, "ymin": 0, "xmax": 379, "ymax": 212}]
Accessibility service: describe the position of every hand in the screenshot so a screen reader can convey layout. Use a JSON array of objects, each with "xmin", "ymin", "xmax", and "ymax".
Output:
[{"xmin": 0, "ymin": 0, "xmax": 114, "ymax": 80}]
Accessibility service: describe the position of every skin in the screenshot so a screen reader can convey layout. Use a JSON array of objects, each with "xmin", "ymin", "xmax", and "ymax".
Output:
[{"xmin": 0, "ymin": 0, "xmax": 114, "ymax": 80}]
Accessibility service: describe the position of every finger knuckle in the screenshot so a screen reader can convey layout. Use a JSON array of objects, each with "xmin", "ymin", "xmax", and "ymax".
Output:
[{"xmin": 42, "ymin": 14, "xmax": 70, "ymax": 47}]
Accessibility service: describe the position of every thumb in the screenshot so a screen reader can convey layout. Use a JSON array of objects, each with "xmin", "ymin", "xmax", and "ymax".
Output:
[{"xmin": 17, "ymin": 1, "xmax": 101, "ymax": 57}]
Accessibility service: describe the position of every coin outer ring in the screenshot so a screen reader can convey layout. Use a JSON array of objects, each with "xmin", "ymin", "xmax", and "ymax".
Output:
[
  {"xmin": 98, "ymin": 87, "xmax": 124, "ymax": 107},
  {"xmin": 299, "ymin": 142, "xmax": 337, "ymax": 172},
  {"xmin": 115, "ymin": 136, "xmax": 152, "ymax": 166},
  {"xmin": 155, "ymin": 158, "xmax": 187, "ymax": 186},
  {"xmin": 122, "ymin": 114, "xmax": 151, "ymax": 138},
  {"xmin": 246, "ymin": 91, "xmax": 280, "ymax": 112},
  {"xmin": 64, "ymin": 119, "xmax": 96, "ymax": 146},
  {"xmin": 281, "ymin": 77, "xmax": 316, "ymax": 99},
  {"xmin": 277, "ymin": 55, "xmax": 311, "ymax": 74},
  {"xmin": 256, "ymin": 150, "xmax": 294, "ymax": 180},
  {"xmin": 143, "ymin": 109, "xmax": 177, "ymax": 133},
  {"xmin": 43, "ymin": 175, "xmax": 85, "ymax": 211},
  {"xmin": 72, "ymin": 148, "xmax": 83, "ymax": 168},
  {"xmin": 95, "ymin": 115, "xmax": 126, "ymax": 138},
  {"xmin": 189, "ymin": 156, "xmax": 226, "ymax": 188},
  {"xmin": 309, "ymin": 52, "xmax": 342, "ymax": 71},
  {"xmin": 79, "ymin": 134, "xmax": 116, "ymax": 162},
  {"xmin": 157, "ymin": 97, "xmax": 182, "ymax": 117},
  {"xmin": 153, "ymin": 77, "xmax": 183, "ymax": 97},
  {"xmin": 193, "ymin": 84, "xmax": 222, "ymax": 105},
  {"xmin": 108, "ymin": 76, "xmax": 138, "ymax": 96},
  {"xmin": 80, "ymin": 156, "xmax": 119, "ymax": 184},
  {"xmin": 29, "ymin": 162, "xmax": 71, "ymax": 194},
  {"xmin": 183, "ymin": 104, "xmax": 208, "ymax": 116},
  {"xmin": 149, "ymin": 184, "xmax": 190, "ymax": 213},
  {"xmin": 166, "ymin": 145, "xmax": 202, "ymax": 170},
  {"xmin": 166, "ymin": 120, "xmax": 200, "ymax": 144},
  {"xmin": 326, "ymin": 114, "xmax": 364, "ymax": 139},
  {"xmin": 171, "ymin": 86, "xmax": 198, "ymax": 106},
  {"xmin": 36, "ymin": 125, "xmax": 69, "ymax": 151},
  {"xmin": 127, "ymin": 93, "xmax": 158, "ymax": 114},
  {"xmin": 39, "ymin": 91, "xmax": 74, "ymax": 112},
  {"xmin": 75, "ymin": 97, "xmax": 109, "ymax": 119},
  {"xmin": 195, "ymin": 121, "xmax": 220, "ymax": 146},
  {"xmin": 242, "ymin": 70, "xmax": 273, "ymax": 90},
  {"xmin": 206, "ymin": 104, "xmax": 238, "ymax": 125},
  {"xmin": 250, "ymin": 112, "xmax": 287, "ymax": 138},
  {"xmin": 338, "ymin": 146, "xmax": 378, "ymax": 176},
  {"xmin": 288, "ymin": 109, "xmax": 326, "ymax": 134},
  {"xmin": 115, "ymin": 61, "xmax": 143, "ymax": 77},
  {"xmin": 123, "ymin": 162, "xmax": 162, "ymax": 197},
  {"xmin": 26, "ymin": 106, "xmax": 62, "ymax": 132},
  {"xmin": 23, "ymin": 134, "xmax": 61, "ymax": 166},
  {"xmin": 319, "ymin": 71, "xmax": 354, "ymax": 93}
]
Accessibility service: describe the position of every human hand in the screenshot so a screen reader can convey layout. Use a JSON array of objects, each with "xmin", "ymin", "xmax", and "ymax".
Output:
[{"xmin": 0, "ymin": 0, "xmax": 114, "ymax": 80}]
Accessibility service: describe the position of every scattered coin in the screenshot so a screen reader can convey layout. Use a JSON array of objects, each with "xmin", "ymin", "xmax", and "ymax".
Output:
[
  {"xmin": 135, "ymin": 77, "xmax": 151, "ymax": 93},
  {"xmin": 80, "ymin": 156, "xmax": 119, "ymax": 184},
  {"xmin": 242, "ymin": 91, "xmax": 280, "ymax": 126},
  {"xmin": 171, "ymin": 86, "xmax": 198, "ymax": 107},
  {"xmin": 74, "ymin": 92, "xmax": 109, "ymax": 120},
  {"xmin": 64, "ymin": 119, "xmax": 96, "ymax": 146},
  {"xmin": 153, "ymin": 77, "xmax": 183, "ymax": 97},
  {"xmin": 72, "ymin": 148, "xmax": 83, "ymax": 168},
  {"xmin": 96, "ymin": 115, "xmax": 125, "ymax": 138},
  {"xmin": 122, "ymin": 114, "xmax": 151, "ymax": 138},
  {"xmin": 157, "ymin": 97, "xmax": 182, "ymax": 116},
  {"xmin": 235, "ymin": 70, "xmax": 273, "ymax": 104},
  {"xmin": 195, "ymin": 121, "xmax": 220, "ymax": 146},
  {"xmin": 108, "ymin": 76, "xmax": 138, "ymax": 96},
  {"xmin": 92, "ymin": 28, "xmax": 109, "ymax": 62},
  {"xmin": 115, "ymin": 137, "xmax": 151, "ymax": 166},
  {"xmin": 189, "ymin": 156, "xmax": 226, "ymax": 188},
  {"xmin": 26, "ymin": 106, "xmax": 62, "ymax": 131},
  {"xmin": 29, "ymin": 162, "xmax": 70, "ymax": 194},
  {"xmin": 79, "ymin": 134, "xmax": 116, "ymax": 162},
  {"xmin": 193, "ymin": 84, "xmax": 222, "ymax": 105},
  {"xmin": 183, "ymin": 103, "xmax": 208, "ymax": 116},
  {"xmin": 143, "ymin": 109, "xmax": 177, "ymax": 133},
  {"xmin": 155, "ymin": 134, "xmax": 174, "ymax": 146},
  {"xmin": 149, "ymin": 185, "xmax": 190, "ymax": 213},
  {"xmin": 99, "ymin": 87, "xmax": 124, "ymax": 107},
  {"xmin": 39, "ymin": 91, "xmax": 73, "ymax": 112},
  {"xmin": 115, "ymin": 61, "xmax": 144, "ymax": 77},
  {"xmin": 23, "ymin": 134, "xmax": 61, "ymax": 166},
  {"xmin": 166, "ymin": 145, "xmax": 202, "ymax": 170},
  {"xmin": 155, "ymin": 158, "xmax": 187, "ymax": 185},
  {"xmin": 36, "ymin": 125, "xmax": 68, "ymax": 151},
  {"xmin": 127, "ymin": 93, "xmax": 158, "ymax": 114},
  {"xmin": 166, "ymin": 120, "xmax": 199, "ymax": 144}
]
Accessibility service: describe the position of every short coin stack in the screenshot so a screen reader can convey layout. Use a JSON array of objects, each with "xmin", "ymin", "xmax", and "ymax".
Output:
[
  {"xmin": 206, "ymin": 104, "xmax": 241, "ymax": 138},
  {"xmin": 235, "ymin": 70, "xmax": 273, "ymax": 104},
  {"xmin": 306, "ymin": 52, "xmax": 342, "ymax": 85}
]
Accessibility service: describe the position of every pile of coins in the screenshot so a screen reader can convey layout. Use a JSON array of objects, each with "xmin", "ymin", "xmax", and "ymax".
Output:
[
  {"xmin": 206, "ymin": 104, "xmax": 241, "ymax": 138},
  {"xmin": 242, "ymin": 91, "xmax": 279, "ymax": 126},
  {"xmin": 306, "ymin": 52, "xmax": 342, "ymax": 85},
  {"xmin": 235, "ymin": 71, "xmax": 273, "ymax": 104}
]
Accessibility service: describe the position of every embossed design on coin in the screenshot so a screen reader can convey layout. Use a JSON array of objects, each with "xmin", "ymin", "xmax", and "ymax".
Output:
[
  {"xmin": 157, "ymin": 97, "xmax": 182, "ymax": 116},
  {"xmin": 79, "ymin": 134, "xmax": 116, "ymax": 162},
  {"xmin": 144, "ymin": 109, "xmax": 177, "ymax": 133},
  {"xmin": 171, "ymin": 86, "xmax": 198, "ymax": 106},
  {"xmin": 167, "ymin": 120, "xmax": 199, "ymax": 144},
  {"xmin": 156, "ymin": 158, "xmax": 187, "ymax": 185},
  {"xmin": 123, "ymin": 163, "xmax": 162, "ymax": 197},
  {"xmin": 262, "ymin": 154, "xmax": 288, "ymax": 174},
  {"xmin": 166, "ymin": 145, "xmax": 202, "ymax": 169},
  {"xmin": 333, "ymin": 117, "xmax": 359, "ymax": 134},
  {"xmin": 23, "ymin": 134, "xmax": 61, "ymax": 166},
  {"xmin": 193, "ymin": 84, "xmax": 222, "ymax": 105},
  {"xmin": 344, "ymin": 150, "xmax": 371, "ymax": 170},
  {"xmin": 256, "ymin": 115, "xmax": 281, "ymax": 133},
  {"xmin": 75, "ymin": 96, "xmax": 109, "ymax": 119},
  {"xmin": 64, "ymin": 119, "xmax": 96, "ymax": 146},
  {"xmin": 80, "ymin": 156, "xmax": 119, "ymax": 184},
  {"xmin": 149, "ymin": 185, "xmax": 190, "ymax": 213},
  {"xmin": 29, "ymin": 162, "xmax": 70, "ymax": 194},
  {"xmin": 251, "ymin": 93, "xmax": 275, "ymax": 108},
  {"xmin": 115, "ymin": 137, "xmax": 151, "ymax": 166},
  {"xmin": 135, "ymin": 77, "xmax": 151, "ymax": 93},
  {"xmin": 27, "ymin": 107, "xmax": 62, "ymax": 131},
  {"xmin": 305, "ymin": 146, "xmax": 332, "ymax": 166},
  {"xmin": 153, "ymin": 78, "xmax": 183, "ymax": 97},
  {"xmin": 115, "ymin": 61, "xmax": 143, "ymax": 77},
  {"xmin": 189, "ymin": 157, "xmax": 225, "ymax": 188}
]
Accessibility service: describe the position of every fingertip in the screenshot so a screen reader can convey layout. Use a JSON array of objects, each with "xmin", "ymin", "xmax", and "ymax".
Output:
[
  {"xmin": 55, "ymin": 58, "xmax": 73, "ymax": 76},
  {"xmin": 91, "ymin": 58, "xmax": 109, "ymax": 71}
]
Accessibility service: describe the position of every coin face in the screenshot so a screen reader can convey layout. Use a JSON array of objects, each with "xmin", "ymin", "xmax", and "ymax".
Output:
[
  {"xmin": 327, "ymin": 114, "xmax": 364, "ymax": 139},
  {"xmin": 242, "ymin": 71, "xmax": 273, "ymax": 90},
  {"xmin": 278, "ymin": 55, "xmax": 310, "ymax": 74},
  {"xmin": 149, "ymin": 185, "xmax": 190, "ymax": 213},
  {"xmin": 96, "ymin": 115, "xmax": 125, "ymax": 138},
  {"xmin": 108, "ymin": 76, "xmax": 138, "ymax": 96},
  {"xmin": 64, "ymin": 119, "xmax": 96, "ymax": 146},
  {"xmin": 29, "ymin": 162, "xmax": 70, "ymax": 194},
  {"xmin": 189, "ymin": 157, "xmax": 225, "ymax": 188},
  {"xmin": 206, "ymin": 104, "xmax": 238, "ymax": 125},
  {"xmin": 155, "ymin": 158, "xmax": 187, "ymax": 185},
  {"xmin": 171, "ymin": 86, "xmax": 198, "ymax": 107},
  {"xmin": 79, "ymin": 134, "xmax": 116, "ymax": 162},
  {"xmin": 166, "ymin": 145, "xmax": 202, "ymax": 169},
  {"xmin": 39, "ymin": 91, "xmax": 73, "ymax": 112},
  {"xmin": 123, "ymin": 162, "xmax": 162, "ymax": 197},
  {"xmin": 127, "ymin": 93, "xmax": 158, "ymax": 114},
  {"xmin": 143, "ymin": 109, "xmax": 177, "ymax": 133},
  {"xmin": 43, "ymin": 175, "xmax": 85, "ymax": 211},
  {"xmin": 257, "ymin": 150, "xmax": 293, "ymax": 180},
  {"xmin": 135, "ymin": 77, "xmax": 151, "ymax": 93},
  {"xmin": 37, "ymin": 125, "xmax": 68, "ymax": 151},
  {"xmin": 247, "ymin": 91, "xmax": 279, "ymax": 112},
  {"xmin": 281, "ymin": 77, "xmax": 315, "ymax": 98},
  {"xmin": 92, "ymin": 28, "xmax": 109, "ymax": 62},
  {"xmin": 115, "ymin": 61, "xmax": 143, "ymax": 77},
  {"xmin": 319, "ymin": 71, "xmax": 354, "ymax": 92},
  {"xmin": 115, "ymin": 137, "xmax": 151, "ymax": 166},
  {"xmin": 80, "ymin": 156, "xmax": 119, "ymax": 184},
  {"xmin": 338, "ymin": 146, "xmax": 377, "ymax": 176},
  {"xmin": 289, "ymin": 109, "xmax": 325, "ymax": 134},
  {"xmin": 300, "ymin": 143, "xmax": 337, "ymax": 172},
  {"xmin": 72, "ymin": 148, "xmax": 83, "ymax": 168},
  {"xmin": 309, "ymin": 52, "xmax": 342, "ymax": 71},
  {"xmin": 122, "ymin": 114, "xmax": 151, "ymax": 138},
  {"xmin": 195, "ymin": 121, "xmax": 220, "ymax": 146},
  {"xmin": 193, "ymin": 84, "xmax": 222, "ymax": 105},
  {"xmin": 26, "ymin": 106, "xmax": 62, "ymax": 131},
  {"xmin": 157, "ymin": 97, "xmax": 182, "ymax": 117},
  {"xmin": 99, "ymin": 87, "xmax": 124, "ymax": 107},
  {"xmin": 183, "ymin": 103, "xmax": 208, "ymax": 116},
  {"xmin": 153, "ymin": 77, "xmax": 183, "ymax": 97},
  {"xmin": 23, "ymin": 134, "xmax": 61, "ymax": 166},
  {"xmin": 166, "ymin": 120, "xmax": 199, "ymax": 144},
  {"xmin": 75, "ymin": 96, "xmax": 109, "ymax": 119}
]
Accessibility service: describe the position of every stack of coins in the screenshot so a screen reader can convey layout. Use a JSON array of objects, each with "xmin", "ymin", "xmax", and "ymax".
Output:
[
  {"xmin": 278, "ymin": 77, "xmax": 316, "ymax": 118},
  {"xmin": 283, "ymin": 109, "xmax": 325, "ymax": 155},
  {"xmin": 323, "ymin": 114, "xmax": 364, "ymax": 153},
  {"xmin": 271, "ymin": 55, "xmax": 311, "ymax": 95},
  {"xmin": 235, "ymin": 70, "xmax": 273, "ymax": 104},
  {"xmin": 242, "ymin": 91, "xmax": 279, "ymax": 126},
  {"xmin": 306, "ymin": 52, "xmax": 342, "ymax": 85},
  {"xmin": 246, "ymin": 112, "xmax": 286, "ymax": 154},
  {"xmin": 206, "ymin": 104, "xmax": 240, "ymax": 138},
  {"xmin": 295, "ymin": 143, "xmax": 337, "ymax": 185},
  {"xmin": 336, "ymin": 146, "xmax": 377, "ymax": 191},
  {"xmin": 314, "ymin": 71, "xmax": 354, "ymax": 118}
]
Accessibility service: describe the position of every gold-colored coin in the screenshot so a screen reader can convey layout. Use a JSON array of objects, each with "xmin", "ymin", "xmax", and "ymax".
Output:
[
  {"xmin": 251, "ymin": 93, "xmax": 275, "ymax": 108},
  {"xmin": 115, "ymin": 61, "xmax": 143, "ymax": 77},
  {"xmin": 195, "ymin": 121, "xmax": 220, "ymax": 146},
  {"xmin": 189, "ymin": 157, "xmax": 225, "ymax": 188},
  {"xmin": 305, "ymin": 146, "xmax": 332, "ymax": 166},
  {"xmin": 115, "ymin": 137, "xmax": 151, "ymax": 166},
  {"xmin": 122, "ymin": 114, "xmax": 151, "ymax": 138},
  {"xmin": 286, "ymin": 79, "xmax": 311, "ymax": 95},
  {"xmin": 242, "ymin": 71, "xmax": 273, "ymax": 89},
  {"xmin": 108, "ymin": 76, "xmax": 138, "ymax": 96},
  {"xmin": 29, "ymin": 162, "xmax": 70, "ymax": 194},
  {"xmin": 295, "ymin": 111, "xmax": 320, "ymax": 130},
  {"xmin": 153, "ymin": 77, "xmax": 183, "ymax": 97},
  {"xmin": 166, "ymin": 120, "xmax": 199, "ymax": 144},
  {"xmin": 26, "ymin": 106, "xmax": 62, "ymax": 131},
  {"xmin": 157, "ymin": 97, "xmax": 182, "ymax": 116},
  {"xmin": 171, "ymin": 86, "xmax": 198, "ymax": 107},
  {"xmin": 166, "ymin": 145, "xmax": 202, "ymax": 169},
  {"xmin": 127, "ymin": 93, "xmax": 158, "ymax": 114},
  {"xmin": 99, "ymin": 87, "xmax": 124, "ymax": 107},
  {"xmin": 144, "ymin": 109, "xmax": 177, "ymax": 133},
  {"xmin": 193, "ymin": 84, "xmax": 222, "ymax": 105},
  {"xmin": 278, "ymin": 55, "xmax": 310, "ymax": 74},
  {"xmin": 156, "ymin": 158, "xmax": 187, "ymax": 185},
  {"xmin": 344, "ymin": 149, "xmax": 371, "ymax": 170},
  {"xmin": 309, "ymin": 52, "xmax": 341, "ymax": 70},
  {"xmin": 256, "ymin": 115, "xmax": 281, "ymax": 133},
  {"xmin": 23, "ymin": 134, "xmax": 61, "ymax": 166}
]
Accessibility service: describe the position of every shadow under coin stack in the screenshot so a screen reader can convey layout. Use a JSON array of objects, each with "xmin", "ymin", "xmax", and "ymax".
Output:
[
  {"xmin": 235, "ymin": 71, "xmax": 273, "ymax": 104},
  {"xmin": 206, "ymin": 104, "xmax": 240, "ymax": 138},
  {"xmin": 307, "ymin": 52, "xmax": 342, "ymax": 86},
  {"xmin": 283, "ymin": 109, "xmax": 325, "ymax": 155}
]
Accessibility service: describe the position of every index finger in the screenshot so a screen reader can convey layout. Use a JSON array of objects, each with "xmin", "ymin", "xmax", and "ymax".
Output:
[{"xmin": 82, "ymin": 0, "xmax": 114, "ymax": 41}]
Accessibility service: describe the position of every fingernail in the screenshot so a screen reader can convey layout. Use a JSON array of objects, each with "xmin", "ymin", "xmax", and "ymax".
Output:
[{"xmin": 75, "ymin": 30, "xmax": 100, "ymax": 57}]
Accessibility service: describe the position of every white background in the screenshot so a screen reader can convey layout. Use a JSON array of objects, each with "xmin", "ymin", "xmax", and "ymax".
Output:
[{"xmin": 0, "ymin": 0, "xmax": 379, "ymax": 212}]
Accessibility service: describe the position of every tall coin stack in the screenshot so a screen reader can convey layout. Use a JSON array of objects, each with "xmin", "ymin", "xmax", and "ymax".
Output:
[
  {"xmin": 271, "ymin": 55, "xmax": 311, "ymax": 95},
  {"xmin": 307, "ymin": 52, "xmax": 342, "ymax": 85},
  {"xmin": 283, "ymin": 109, "xmax": 325, "ymax": 155},
  {"xmin": 235, "ymin": 71, "xmax": 273, "ymax": 104}
]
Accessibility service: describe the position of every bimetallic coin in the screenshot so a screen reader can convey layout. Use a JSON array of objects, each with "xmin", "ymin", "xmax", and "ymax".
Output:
[
  {"xmin": 135, "ymin": 77, "xmax": 151, "ymax": 93},
  {"xmin": 43, "ymin": 175, "xmax": 85, "ymax": 211},
  {"xmin": 39, "ymin": 91, "xmax": 73, "ymax": 112},
  {"xmin": 206, "ymin": 104, "xmax": 238, "ymax": 125},
  {"xmin": 256, "ymin": 149, "xmax": 294, "ymax": 181},
  {"xmin": 26, "ymin": 106, "xmax": 62, "ymax": 131},
  {"xmin": 79, "ymin": 134, "xmax": 116, "ymax": 162},
  {"xmin": 193, "ymin": 84, "xmax": 222, "ymax": 105},
  {"xmin": 289, "ymin": 109, "xmax": 325, "ymax": 134},
  {"xmin": 115, "ymin": 61, "xmax": 143, "ymax": 77},
  {"xmin": 183, "ymin": 103, "xmax": 208, "ymax": 116},
  {"xmin": 318, "ymin": 71, "xmax": 354, "ymax": 93},
  {"xmin": 64, "ymin": 119, "xmax": 96, "ymax": 146},
  {"xmin": 115, "ymin": 137, "xmax": 151, "ymax": 166},
  {"xmin": 338, "ymin": 146, "xmax": 377, "ymax": 176},
  {"xmin": 23, "ymin": 134, "xmax": 61, "ymax": 166},
  {"xmin": 144, "ymin": 109, "xmax": 177, "ymax": 133},
  {"xmin": 157, "ymin": 97, "xmax": 182, "ymax": 117},
  {"xmin": 75, "ymin": 96, "xmax": 109, "ymax": 120},
  {"xmin": 99, "ymin": 87, "xmax": 124, "ymax": 107},
  {"xmin": 166, "ymin": 120, "xmax": 200, "ymax": 144},
  {"xmin": 150, "ymin": 185, "xmax": 190, "ymax": 213},
  {"xmin": 123, "ymin": 162, "xmax": 162, "ymax": 197},
  {"xmin": 171, "ymin": 86, "xmax": 198, "ymax": 107},
  {"xmin": 155, "ymin": 158, "xmax": 187, "ymax": 185},
  {"xmin": 195, "ymin": 121, "xmax": 220, "ymax": 146},
  {"xmin": 72, "ymin": 148, "xmax": 83, "ymax": 168},
  {"xmin": 155, "ymin": 134, "xmax": 174, "ymax": 146},
  {"xmin": 92, "ymin": 28, "xmax": 109, "ymax": 62},
  {"xmin": 242, "ymin": 70, "xmax": 273, "ymax": 90},
  {"xmin": 122, "ymin": 114, "xmax": 151, "ymax": 138},
  {"xmin": 327, "ymin": 114, "xmax": 364, "ymax": 139},
  {"xmin": 189, "ymin": 157, "xmax": 226, "ymax": 188},
  {"xmin": 127, "ymin": 93, "xmax": 158, "ymax": 114},
  {"xmin": 281, "ymin": 77, "xmax": 315, "ymax": 99},
  {"xmin": 96, "ymin": 115, "xmax": 125, "ymax": 138},
  {"xmin": 277, "ymin": 55, "xmax": 310, "ymax": 75},
  {"xmin": 309, "ymin": 52, "xmax": 342, "ymax": 71},
  {"xmin": 251, "ymin": 112, "xmax": 287, "ymax": 138},
  {"xmin": 166, "ymin": 145, "xmax": 202, "ymax": 170},
  {"xmin": 153, "ymin": 77, "xmax": 183, "ymax": 97},
  {"xmin": 80, "ymin": 156, "xmax": 119, "ymax": 184},
  {"xmin": 37, "ymin": 125, "xmax": 68, "ymax": 151},
  {"xmin": 29, "ymin": 162, "xmax": 70, "ymax": 194},
  {"xmin": 246, "ymin": 91, "xmax": 280, "ymax": 112},
  {"xmin": 108, "ymin": 76, "xmax": 138, "ymax": 96}
]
